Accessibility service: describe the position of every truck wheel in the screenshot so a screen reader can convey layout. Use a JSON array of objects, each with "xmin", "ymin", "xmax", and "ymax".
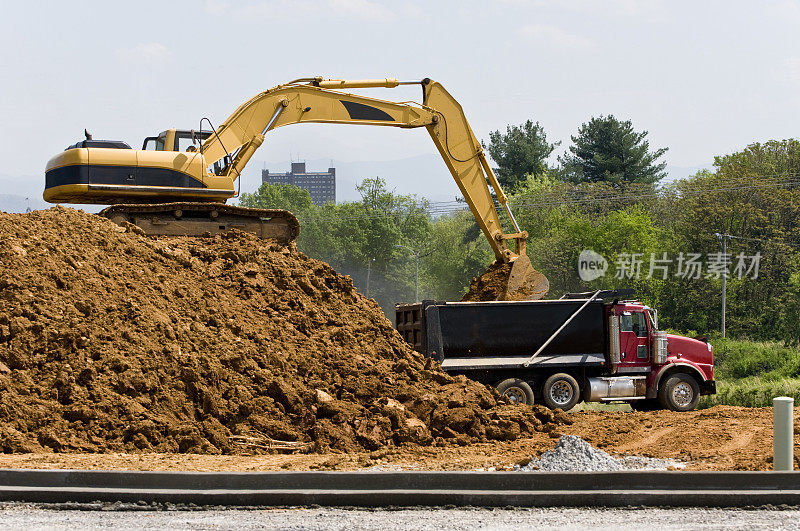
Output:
[
  {"xmin": 658, "ymin": 373, "xmax": 700, "ymax": 412},
  {"xmin": 496, "ymin": 379, "xmax": 535, "ymax": 405},
  {"xmin": 543, "ymin": 373, "xmax": 581, "ymax": 411}
]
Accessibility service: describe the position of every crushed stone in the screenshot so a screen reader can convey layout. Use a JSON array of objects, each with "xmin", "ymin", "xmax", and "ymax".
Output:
[{"xmin": 516, "ymin": 435, "xmax": 685, "ymax": 472}]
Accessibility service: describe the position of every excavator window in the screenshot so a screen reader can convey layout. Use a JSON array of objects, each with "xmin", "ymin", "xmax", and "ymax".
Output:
[
  {"xmin": 211, "ymin": 156, "xmax": 231, "ymax": 176},
  {"xmin": 142, "ymin": 136, "xmax": 165, "ymax": 151},
  {"xmin": 174, "ymin": 130, "xmax": 212, "ymax": 152},
  {"xmin": 176, "ymin": 136, "xmax": 194, "ymax": 152}
]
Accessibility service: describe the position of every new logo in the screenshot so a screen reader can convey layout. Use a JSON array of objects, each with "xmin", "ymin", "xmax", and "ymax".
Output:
[{"xmin": 578, "ymin": 249, "xmax": 608, "ymax": 281}]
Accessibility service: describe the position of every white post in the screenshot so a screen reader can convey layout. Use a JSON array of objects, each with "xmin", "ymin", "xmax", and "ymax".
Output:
[
  {"xmin": 773, "ymin": 396, "xmax": 794, "ymax": 471},
  {"xmin": 721, "ymin": 235, "xmax": 727, "ymax": 338}
]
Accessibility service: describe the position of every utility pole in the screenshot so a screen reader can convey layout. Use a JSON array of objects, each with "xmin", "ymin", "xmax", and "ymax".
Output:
[
  {"xmin": 715, "ymin": 233, "xmax": 727, "ymax": 337},
  {"xmin": 365, "ymin": 258, "xmax": 376, "ymax": 298},
  {"xmin": 396, "ymin": 244, "xmax": 435, "ymax": 302}
]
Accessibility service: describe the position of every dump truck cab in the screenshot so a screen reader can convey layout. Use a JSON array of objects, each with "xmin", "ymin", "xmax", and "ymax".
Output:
[{"xmin": 607, "ymin": 299, "xmax": 715, "ymax": 403}]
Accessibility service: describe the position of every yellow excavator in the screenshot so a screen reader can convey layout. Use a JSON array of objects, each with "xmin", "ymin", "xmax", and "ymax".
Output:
[{"xmin": 44, "ymin": 77, "xmax": 548, "ymax": 300}]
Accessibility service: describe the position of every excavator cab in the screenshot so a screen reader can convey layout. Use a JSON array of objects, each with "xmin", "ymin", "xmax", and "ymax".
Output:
[
  {"xmin": 141, "ymin": 129, "xmax": 230, "ymax": 175},
  {"xmin": 142, "ymin": 129, "xmax": 212, "ymax": 152}
]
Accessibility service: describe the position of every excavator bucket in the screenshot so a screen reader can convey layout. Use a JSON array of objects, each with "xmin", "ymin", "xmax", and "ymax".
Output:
[
  {"xmin": 504, "ymin": 254, "xmax": 549, "ymax": 301},
  {"xmin": 462, "ymin": 255, "xmax": 549, "ymax": 302}
]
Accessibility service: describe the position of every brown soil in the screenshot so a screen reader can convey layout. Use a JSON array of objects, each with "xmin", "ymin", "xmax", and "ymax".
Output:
[
  {"xmin": 569, "ymin": 405, "xmax": 799, "ymax": 471},
  {"xmin": 1, "ymin": 406, "xmax": 795, "ymax": 471},
  {"xmin": 461, "ymin": 262, "xmax": 512, "ymax": 302},
  {"xmin": 0, "ymin": 208, "xmax": 570, "ymax": 455},
  {"xmin": 462, "ymin": 258, "xmax": 549, "ymax": 302}
]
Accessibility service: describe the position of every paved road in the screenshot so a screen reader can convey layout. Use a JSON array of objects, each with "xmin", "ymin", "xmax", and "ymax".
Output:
[{"xmin": 2, "ymin": 505, "xmax": 800, "ymax": 530}]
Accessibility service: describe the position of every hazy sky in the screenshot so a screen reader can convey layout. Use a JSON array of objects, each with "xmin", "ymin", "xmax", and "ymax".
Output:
[{"xmin": 1, "ymin": 0, "xmax": 798, "ymax": 183}]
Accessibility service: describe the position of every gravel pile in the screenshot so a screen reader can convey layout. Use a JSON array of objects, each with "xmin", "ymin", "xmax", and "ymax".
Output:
[{"xmin": 516, "ymin": 435, "xmax": 683, "ymax": 471}]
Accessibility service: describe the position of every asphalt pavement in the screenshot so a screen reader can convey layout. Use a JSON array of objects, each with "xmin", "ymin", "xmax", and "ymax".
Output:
[{"xmin": 1, "ymin": 505, "xmax": 800, "ymax": 530}]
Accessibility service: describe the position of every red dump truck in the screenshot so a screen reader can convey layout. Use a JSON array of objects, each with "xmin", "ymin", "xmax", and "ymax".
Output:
[{"xmin": 395, "ymin": 289, "xmax": 715, "ymax": 411}]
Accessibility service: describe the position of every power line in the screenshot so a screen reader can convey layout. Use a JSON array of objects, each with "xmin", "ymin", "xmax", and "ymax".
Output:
[
  {"xmin": 296, "ymin": 173, "xmax": 800, "ymax": 222},
  {"xmin": 720, "ymin": 233, "xmax": 800, "ymax": 250},
  {"xmin": 291, "ymin": 173, "xmax": 800, "ymax": 220}
]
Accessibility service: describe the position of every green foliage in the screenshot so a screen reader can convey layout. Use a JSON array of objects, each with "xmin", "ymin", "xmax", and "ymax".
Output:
[
  {"xmin": 302, "ymin": 178, "xmax": 432, "ymax": 315},
  {"xmin": 420, "ymin": 212, "xmax": 493, "ymax": 301},
  {"xmin": 529, "ymin": 207, "xmax": 664, "ymax": 296},
  {"xmin": 692, "ymin": 337, "xmax": 800, "ymax": 408},
  {"xmin": 239, "ymin": 182, "xmax": 315, "ymax": 214},
  {"xmin": 510, "ymin": 175, "xmax": 666, "ymax": 303},
  {"xmin": 700, "ymin": 377, "xmax": 800, "ymax": 408},
  {"xmin": 483, "ymin": 120, "xmax": 559, "ymax": 192},
  {"xmin": 711, "ymin": 337, "xmax": 800, "ymax": 380},
  {"xmin": 713, "ymin": 139, "xmax": 800, "ymax": 177},
  {"xmin": 559, "ymin": 115, "xmax": 667, "ymax": 185},
  {"xmin": 238, "ymin": 179, "xmax": 434, "ymax": 315},
  {"xmin": 659, "ymin": 139, "xmax": 800, "ymax": 338}
]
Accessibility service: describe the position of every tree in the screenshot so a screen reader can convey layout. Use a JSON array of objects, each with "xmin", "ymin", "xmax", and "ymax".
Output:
[
  {"xmin": 559, "ymin": 115, "xmax": 667, "ymax": 185},
  {"xmin": 660, "ymin": 140, "xmax": 800, "ymax": 339},
  {"xmin": 238, "ymin": 182, "xmax": 315, "ymax": 215},
  {"xmin": 421, "ymin": 211, "xmax": 493, "ymax": 301},
  {"xmin": 483, "ymin": 120, "xmax": 559, "ymax": 191}
]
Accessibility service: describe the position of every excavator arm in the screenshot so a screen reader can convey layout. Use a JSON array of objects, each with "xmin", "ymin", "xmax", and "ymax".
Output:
[{"xmin": 201, "ymin": 78, "xmax": 530, "ymax": 268}]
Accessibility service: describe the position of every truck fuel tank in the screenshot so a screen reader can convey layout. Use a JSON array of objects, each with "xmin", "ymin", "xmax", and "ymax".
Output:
[{"xmin": 587, "ymin": 376, "xmax": 647, "ymax": 401}]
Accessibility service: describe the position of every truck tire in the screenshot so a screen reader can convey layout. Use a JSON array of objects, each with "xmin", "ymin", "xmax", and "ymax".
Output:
[
  {"xmin": 542, "ymin": 373, "xmax": 581, "ymax": 411},
  {"xmin": 658, "ymin": 373, "xmax": 700, "ymax": 412},
  {"xmin": 496, "ymin": 378, "xmax": 535, "ymax": 405}
]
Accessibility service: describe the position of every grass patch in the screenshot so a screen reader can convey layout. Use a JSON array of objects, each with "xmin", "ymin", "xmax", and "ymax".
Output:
[
  {"xmin": 700, "ymin": 377, "xmax": 800, "ymax": 408},
  {"xmin": 710, "ymin": 337, "xmax": 800, "ymax": 380},
  {"xmin": 574, "ymin": 402, "xmax": 632, "ymax": 412}
]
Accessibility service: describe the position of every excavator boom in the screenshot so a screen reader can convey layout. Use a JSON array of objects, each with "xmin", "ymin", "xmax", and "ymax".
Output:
[{"xmin": 44, "ymin": 76, "xmax": 549, "ymax": 300}]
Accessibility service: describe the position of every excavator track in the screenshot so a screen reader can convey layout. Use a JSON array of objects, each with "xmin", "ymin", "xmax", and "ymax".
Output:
[{"xmin": 99, "ymin": 202, "xmax": 300, "ymax": 244}]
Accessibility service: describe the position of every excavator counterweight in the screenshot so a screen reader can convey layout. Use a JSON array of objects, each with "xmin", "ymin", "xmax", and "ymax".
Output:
[{"xmin": 44, "ymin": 77, "xmax": 548, "ymax": 300}]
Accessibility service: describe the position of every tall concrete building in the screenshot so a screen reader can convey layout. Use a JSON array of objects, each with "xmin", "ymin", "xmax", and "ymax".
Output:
[{"xmin": 261, "ymin": 162, "xmax": 336, "ymax": 206}]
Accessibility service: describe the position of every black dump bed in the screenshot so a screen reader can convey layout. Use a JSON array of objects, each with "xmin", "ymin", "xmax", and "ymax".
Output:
[{"xmin": 396, "ymin": 299, "xmax": 608, "ymax": 370}]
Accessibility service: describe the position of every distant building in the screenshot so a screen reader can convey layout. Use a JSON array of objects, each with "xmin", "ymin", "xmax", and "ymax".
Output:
[{"xmin": 261, "ymin": 162, "xmax": 336, "ymax": 206}]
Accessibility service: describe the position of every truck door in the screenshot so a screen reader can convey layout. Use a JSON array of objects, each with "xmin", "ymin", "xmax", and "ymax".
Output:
[{"xmin": 618, "ymin": 311, "xmax": 651, "ymax": 370}]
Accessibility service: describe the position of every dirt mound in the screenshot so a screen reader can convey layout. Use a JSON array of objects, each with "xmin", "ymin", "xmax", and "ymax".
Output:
[
  {"xmin": 461, "ymin": 262, "xmax": 512, "ymax": 301},
  {"xmin": 0, "ymin": 208, "xmax": 568, "ymax": 454},
  {"xmin": 463, "ymin": 258, "xmax": 549, "ymax": 302}
]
